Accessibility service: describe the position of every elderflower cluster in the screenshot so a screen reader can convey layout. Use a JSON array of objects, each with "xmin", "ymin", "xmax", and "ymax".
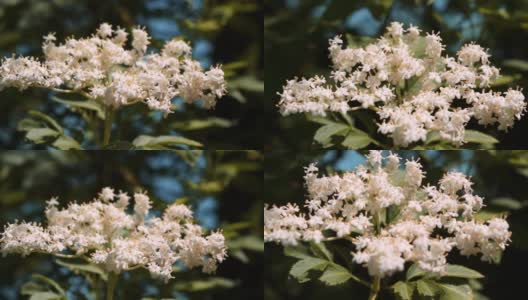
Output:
[
  {"xmin": 277, "ymin": 22, "xmax": 526, "ymax": 147},
  {"xmin": 0, "ymin": 187, "xmax": 227, "ymax": 282},
  {"xmin": 0, "ymin": 23, "xmax": 226, "ymax": 114},
  {"xmin": 264, "ymin": 151, "xmax": 511, "ymax": 278}
]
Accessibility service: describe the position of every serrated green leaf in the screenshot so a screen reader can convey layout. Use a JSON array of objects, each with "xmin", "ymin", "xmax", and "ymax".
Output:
[
  {"xmin": 51, "ymin": 96, "xmax": 105, "ymax": 119},
  {"xmin": 313, "ymin": 123, "xmax": 349, "ymax": 147},
  {"xmin": 341, "ymin": 131, "xmax": 371, "ymax": 149},
  {"xmin": 406, "ymin": 263, "xmax": 427, "ymax": 280},
  {"xmin": 392, "ymin": 281, "xmax": 415, "ymax": 300},
  {"xmin": 55, "ymin": 259, "xmax": 108, "ymax": 281},
  {"xmin": 464, "ymin": 130, "xmax": 498, "ymax": 144},
  {"xmin": 416, "ymin": 279, "xmax": 438, "ymax": 296},
  {"xmin": 289, "ymin": 258, "xmax": 328, "ymax": 283},
  {"xmin": 318, "ymin": 264, "xmax": 353, "ymax": 286},
  {"xmin": 133, "ymin": 135, "xmax": 203, "ymax": 149},
  {"xmin": 437, "ymin": 284, "xmax": 473, "ymax": 300},
  {"xmin": 444, "ymin": 265, "xmax": 484, "ymax": 279}
]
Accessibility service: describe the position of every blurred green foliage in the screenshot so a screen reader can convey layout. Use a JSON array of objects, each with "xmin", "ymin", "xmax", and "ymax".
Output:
[
  {"xmin": 264, "ymin": 0, "xmax": 528, "ymax": 150},
  {"xmin": 264, "ymin": 150, "xmax": 528, "ymax": 300},
  {"xmin": 0, "ymin": 150, "xmax": 263, "ymax": 299},
  {"xmin": 0, "ymin": 0, "xmax": 263, "ymax": 149}
]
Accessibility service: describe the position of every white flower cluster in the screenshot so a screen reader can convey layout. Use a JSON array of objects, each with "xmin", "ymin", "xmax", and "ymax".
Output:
[
  {"xmin": 0, "ymin": 187, "xmax": 227, "ymax": 282},
  {"xmin": 0, "ymin": 23, "xmax": 226, "ymax": 114},
  {"xmin": 278, "ymin": 22, "xmax": 526, "ymax": 147},
  {"xmin": 264, "ymin": 151, "xmax": 511, "ymax": 278}
]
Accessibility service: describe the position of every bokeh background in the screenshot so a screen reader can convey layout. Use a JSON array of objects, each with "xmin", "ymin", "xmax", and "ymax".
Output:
[
  {"xmin": 264, "ymin": 150, "xmax": 528, "ymax": 300},
  {"xmin": 0, "ymin": 150, "xmax": 263, "ymax": 299},
  {"xmin": 264, "ymin": 0, "xmax": 528, "ymax": 151},
  {"xmin": 0, "ymin": 0, "xmax": 263, "ymax": 149}
]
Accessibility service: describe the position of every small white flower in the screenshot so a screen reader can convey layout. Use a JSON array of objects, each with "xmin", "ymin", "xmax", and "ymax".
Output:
[
  {"xmin": 277, "ymin": 22, "xmax": 526, "ymax": 147},
  {"xmin": 0, "ymin": 187, "xmax": 227, "ymax": 282},
  {"xmin": 264, "ymin": 152, "xmax": 511, "ymax": 278}
]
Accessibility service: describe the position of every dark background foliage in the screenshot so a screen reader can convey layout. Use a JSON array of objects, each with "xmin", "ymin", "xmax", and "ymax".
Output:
[
  {"xmin": 264, "ymin": 0, "xmax": 528, "ymax": 151},
  {"xmin": 0, "ymin": 150, "xmax": 263, "ymax": 299},
  {"xmin": 0, "ymin": 0, "xmax": 264, "ymax": 149},
  {"xmin": 264, "ymin": 150, "xmax": 528, "ymax": 300}
]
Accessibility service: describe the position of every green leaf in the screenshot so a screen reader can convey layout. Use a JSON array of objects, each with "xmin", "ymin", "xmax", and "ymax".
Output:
[
  {"xmin": 310, "ymin": 242, "xmax": 333, "ymax": 261},
  {"xmin": 313, "ymin": 123, "xmax": 349, "ymax": 147},
  {"xmin": 227, "ymin": 76, "xmax": 263, "ymax": 92},
  {"xmin": 503, "ymin": 59, "xmax": 528, "ymax": 71},
  {"xmin": 416, "ymin": 279, "xmax": 438, "ymax": 296},
  {"xmin": 410, "ymin": 36, "xmax": 427, "ymax": 58},
  {"xmin": 474, "ymin": 210, "xmax": 506, "ymax": 222},
  {"xmin": 133, "ymin": 135, "xmax": 203, "ymax": 149},
  {"xmin": 489, "ymin": 197, "xmax": 524, "ymax": 210},
  {"xmin": 318, "ymin": 264, "xmax": 353, "ymax": 286},
  {"xmin": 341, "ymin": 131, "xmax": 371, "ymax": 149},
  {"xmin": 52, "ymin": 136, "xmax": 82, "ymax": 150},
  {"xmin": 289, "ymin": 258, "xmax": 328, "ymax": 283},
  {"xmin": 28, "ymin": 292, "xmax": 63, "ymax": 300},
  {"xmin": 173, "ymin": 277, "xmax": 237, "ymax": 291},
  {"xmin": 25, "ymin": 128, "xmax": 60, "ymax": 143},
  {"xmin": 490, "ymin": 74, "xmax": 521, "ymax": 86},
  {"xmin": 416, "ymin": 279, "xmax": 438, "ymax": 297},
  {"xmin": 425, "ymin": 131, "xmax": 442, "ymax": 145},
  {"xmin": 51, "ymin": 96, "xmax": 105, "ymax": 119},
  {"xmin": 172, "ymin": 117, "xmax": 234, "ymax": 131},
  {"xmin": 392, "ymin": 281, "xmax": 415, "ymax": 300},
  {"xmin": 28, "ymin": 110, "xmax": 62, "ymax": 132},
  {"xmin": 406, "ymin": 263, "xmax": 426, "ymax": 280},
  {"xmin": 464, "ymin": 130, "xmax": 498, "ymax": 144},
  {"xmin": 228, "ymin": 236, "xmax": 263, "ymax": 252},
  {"xmin": 55, "ymin": 259, "xmax": 108, "ymax": 281},
  {"xmin": 18, "ymin": 118, "xmax": 42, "ymax": 131},
  {"xmin": 31, "ymin": 274, "xmax": 66, "ymax": 296},
  {"xmin": 306, "ymin": 114, "xmax": 336, "ymax": 125},
  {"xmin": 21, "ymin": 282, "xmax": 47, "ymax": 295},
  {"xmin": 437, "ymin": 284, "xmax": 473, "ymax": 300},
  {"xmin": 284, "ymin": 246, "xmax": 312, "ymax": 260},
  {"xmin": 444, "ymin": 265, "xmax": 484, "ymax": 279}
]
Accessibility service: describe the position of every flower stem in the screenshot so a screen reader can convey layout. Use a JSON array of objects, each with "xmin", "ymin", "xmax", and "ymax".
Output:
[
  {"xmin": 368, "ymin": 276, "xmax": 381, "ymax": 300},
  {"xmin": 103, "ymin": 106, "xmax": 114, "ymax": 146},
  {"xmin": 106, "ymin": 272, "xmax": 118, "ymax": 300}
]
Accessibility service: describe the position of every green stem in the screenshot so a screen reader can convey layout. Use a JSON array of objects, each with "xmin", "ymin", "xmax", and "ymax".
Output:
[
  {"xmin": 103, "ymin": 106, "xmax": 114, "ymax": 146},
  {"xmin": 106, "ymin": 272, "xmax": 118, "ymax": 300},
  {"xmin": 368, "ymin": 276, "xmax": 381, "ymax": 300}
]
